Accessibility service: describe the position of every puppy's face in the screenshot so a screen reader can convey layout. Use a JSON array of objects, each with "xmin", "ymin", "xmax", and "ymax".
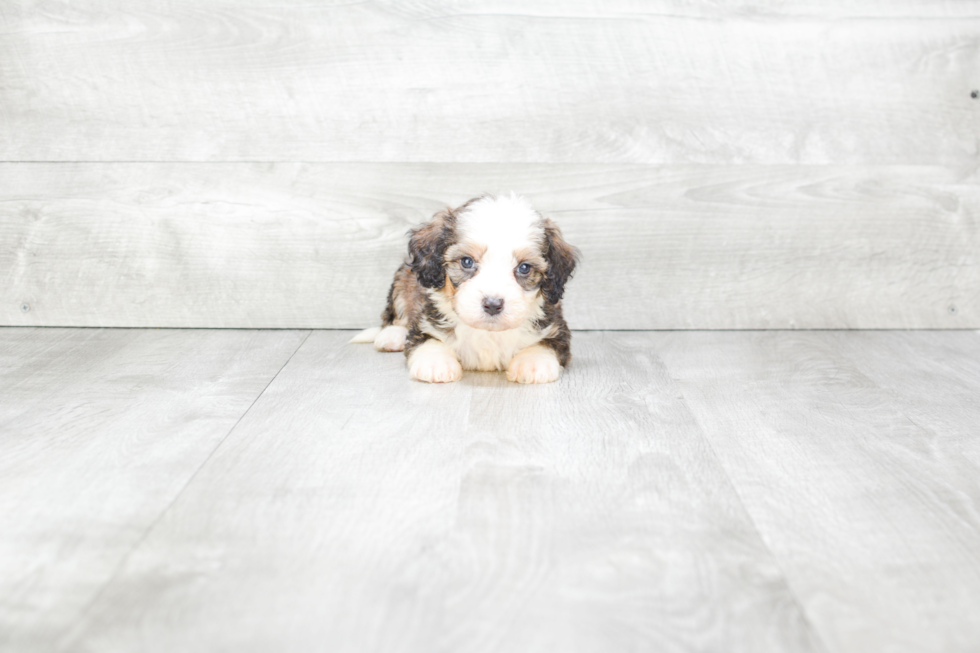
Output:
[
  {"xmin": 409, "ymin": 194, "xmax": 578, "ymax": 332},
  {"xmin": 444, "ymin": 199, "xmax": 548, "ymax": 331}
]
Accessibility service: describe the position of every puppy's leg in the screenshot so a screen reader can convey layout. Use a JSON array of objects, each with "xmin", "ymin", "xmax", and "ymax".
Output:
[
  {"xmin": 408, "ymin": 339, "xmax": 463, "ymax": 383},
  {"xmin": 507, "ymin": 344, "xmax": 561, "ymax": 384},
  {"xmin": 374, "ymin": 325, "xmax": 409, "ymax": 352}
]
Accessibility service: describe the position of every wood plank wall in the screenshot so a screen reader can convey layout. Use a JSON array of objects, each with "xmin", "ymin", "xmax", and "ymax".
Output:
[{"xmin": 1, "ymin": 1, "xmax": 978, "ymax": 329}]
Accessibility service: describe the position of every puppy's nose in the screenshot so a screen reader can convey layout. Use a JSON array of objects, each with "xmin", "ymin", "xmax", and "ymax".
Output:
[{"xmin": 482, "ymin": 297, "xmax": 504, "ymax": 316}]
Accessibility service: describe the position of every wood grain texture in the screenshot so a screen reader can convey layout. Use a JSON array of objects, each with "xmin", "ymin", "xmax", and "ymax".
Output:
[
  {"xmin": 829, "ymin": 330, "xmax": 980, "ymax": 462},
  {"xmin": 1, "ymin": 1, "xmax": 977, "ymax": 164},
  {"xmin": 654, "ymin": 329, "xmax": 980, "ymax": 653},
  {"xmin": 0, "ymin": 327, "xmax": 309, "ymax": 653},
  {"xmin": 2, "ymin": 162, "xmax": 977, "ymax": 329},
  {"xmin": 56, "ymin": 331, "xmax": 823, "ymax": 653}
]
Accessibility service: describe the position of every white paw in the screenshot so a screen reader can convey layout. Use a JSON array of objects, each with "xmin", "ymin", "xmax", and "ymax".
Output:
[
  {"xmin": 374, "ymin": 325, "xmax": 408, "ymax": 352},
  {"xmin": 409, "ymin": 345, "xmax": 462, "ymax": 383},
  {"xmin": 507, "ymin": 346, "xmax": 561, "ymax": 384}
]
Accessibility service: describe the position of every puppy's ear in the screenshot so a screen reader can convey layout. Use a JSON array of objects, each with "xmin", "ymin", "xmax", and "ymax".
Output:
[
  {"xmin": 408, "ymin": 209, "xmax": 454, "ymax": 289},
  {"xmin": 541, "ymin": 218, "xmax": 579, "ymax": 304}
]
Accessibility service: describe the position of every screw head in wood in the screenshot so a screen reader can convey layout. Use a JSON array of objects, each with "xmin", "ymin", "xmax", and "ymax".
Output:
[
  {"xmin": 20, "ymin": 302, "xmax": 30, "ymax": 313},
  {"xmin": 948, "ymin": 305, "xmax": 958, "ymax": 315}
]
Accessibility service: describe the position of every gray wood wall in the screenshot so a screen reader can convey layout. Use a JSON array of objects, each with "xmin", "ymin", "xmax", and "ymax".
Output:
[{"xmin": 2, "ymin": 1, "xmax": 978, "ymax": 329}]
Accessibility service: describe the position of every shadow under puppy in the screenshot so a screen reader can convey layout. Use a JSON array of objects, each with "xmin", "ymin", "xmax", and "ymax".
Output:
[{"xmin": 351, "ymin": 193, "xmax": 579, "ymax": 384}]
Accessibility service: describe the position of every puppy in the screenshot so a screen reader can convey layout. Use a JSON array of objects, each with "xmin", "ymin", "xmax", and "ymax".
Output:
[{"xmin": 351, "ymin": 193, "xmax": 578, "ymax": 384}]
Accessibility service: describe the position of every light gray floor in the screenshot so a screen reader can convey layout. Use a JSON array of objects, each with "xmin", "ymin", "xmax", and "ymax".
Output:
[{"xmin": 2, "ymin": 328, "xmax": 979, "ymax": 653}]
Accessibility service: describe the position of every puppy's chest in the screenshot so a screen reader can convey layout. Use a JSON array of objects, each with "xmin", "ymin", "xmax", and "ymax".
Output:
[{"xmin": 447, "ymin": 323, "xmax": 542, "ymax": 371}]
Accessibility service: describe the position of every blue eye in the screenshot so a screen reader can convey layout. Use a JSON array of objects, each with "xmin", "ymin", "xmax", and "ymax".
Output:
[
  {"xmin": 517, "ymin": 262, "xmax": 532, "ymax": 275},
  {"xmin": 460, "ymin": 257, "xmax": 475, "ymax": 269}
]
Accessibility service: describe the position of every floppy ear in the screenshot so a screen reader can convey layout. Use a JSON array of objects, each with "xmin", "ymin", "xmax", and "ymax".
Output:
[
  {"xmin": 541, "ymin": 218, "xmax": 579, "ymax": 304},
  {"xmin": 407, "ymin": 209, "xmax": 454, "ymax": 289}
]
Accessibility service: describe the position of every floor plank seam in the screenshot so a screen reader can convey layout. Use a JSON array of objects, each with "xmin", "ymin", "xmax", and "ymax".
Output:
[
  {"xmin": 51, "ymin": 329, "xmax": 314, "ymax": 648},
  {"xmin": 693, "ymin": 426, "xmax": 833, "ymax": 653},
  {"xmin": 663, "ymin": 369, "xmax": 834, "ymax": 653}
]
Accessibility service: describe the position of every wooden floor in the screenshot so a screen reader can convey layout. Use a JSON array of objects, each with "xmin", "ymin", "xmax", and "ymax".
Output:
[{"xmin": 2, "ymin": 328, "xmax": 979, "ymax": 653}]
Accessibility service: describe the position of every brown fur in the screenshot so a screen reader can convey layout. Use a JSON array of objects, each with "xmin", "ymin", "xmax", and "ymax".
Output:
[
  {"xmin": 534, "ymin": 299, "xmax": 572, "ymax": 366},
  {"xmin": 540, "ymin": 218, "xmax": 579, "ymax": 306},
  {"xmin": 381, "ymin": 265, "xmax": 424, "ymax": 327}
]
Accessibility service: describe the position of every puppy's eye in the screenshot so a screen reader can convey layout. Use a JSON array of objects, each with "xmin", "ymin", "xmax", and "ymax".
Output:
[
  {"xmin": 460, "ymin": 257, "xmax": 475, "ymax": 270},
  {"xmin": 517, "ymin": 262, "xmax": 532, "ymax": 275}
]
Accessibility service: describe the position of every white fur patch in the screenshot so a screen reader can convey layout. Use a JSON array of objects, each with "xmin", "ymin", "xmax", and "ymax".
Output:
[
  {"xmin": 456, "ymin": 193, "xmax": 539, "ymax": 252},
  {"xmin": 450, "ymin": 321, "xmax": 545, "ymax": 371},
  {"xmin": 507, "ymin": 344, "xmax": 561, "ymax": 384},
  {"xmin": 374, "ymin": 325, "xmax": 408, "ymax": 352},
  {"xmin": 427, "ymin": 288, "xmax": 549, "ymax": 371},
  {"xmin": 408, "ymin": 339, "xmax": 463, "ymax": 383}
]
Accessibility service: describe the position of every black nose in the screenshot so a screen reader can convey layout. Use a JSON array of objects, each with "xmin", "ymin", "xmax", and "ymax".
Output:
[{"xmin": 482, "ymin": 297, "xmax": 504, "ymax": 316}]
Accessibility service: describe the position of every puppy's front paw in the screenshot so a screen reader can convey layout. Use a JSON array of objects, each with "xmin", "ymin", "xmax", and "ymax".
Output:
[
  {"xmin": 409, "ymin": 346, "xmax": 462, "ymax": 383},
  {"xmin": 507, "ymin": 345, "xmax": 561, "ymax": 384},
  {"xmin": 374, "ymin": 325, "xmax": 408, "ymax": 352}
]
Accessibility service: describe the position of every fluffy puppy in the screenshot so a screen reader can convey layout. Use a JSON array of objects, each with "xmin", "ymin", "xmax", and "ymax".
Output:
[{"xmin": 351, "ymin": 193, "xmax": 579, "ymax": 384}]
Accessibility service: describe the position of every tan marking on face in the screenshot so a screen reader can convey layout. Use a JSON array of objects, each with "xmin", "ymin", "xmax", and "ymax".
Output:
[
  {"xmin": 513, "ymin": 247, "xmax": 546, "ymax": 268},
  {"xmin": 445, "ymin": 241, "xmax": 487, "ymax": 263},
  {"xmin": 511, "ymin": 247, "xmax": 547, "ymax": 292},
  {"xmin": 444, "ymin": 241, "xmax": 486, "ymax": 289}
]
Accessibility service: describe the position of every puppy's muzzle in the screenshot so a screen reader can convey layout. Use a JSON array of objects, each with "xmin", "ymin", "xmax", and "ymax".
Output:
[{"xmin": 482, "ymin": 297, "xmax": 504, "ymax": 317}]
